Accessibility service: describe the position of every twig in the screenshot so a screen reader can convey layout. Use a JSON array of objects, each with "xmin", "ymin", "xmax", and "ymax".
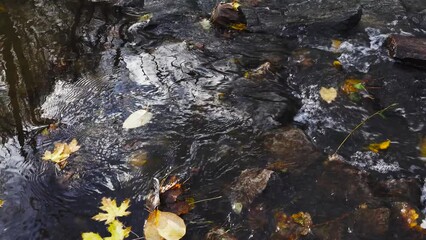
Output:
[
  {"xmin": 334, "ymin": 103, "xmax": 398, "ymax": 155},
  {"xmin": 192, "ymin": 196, "xmax": 223, "ymax": 204}
]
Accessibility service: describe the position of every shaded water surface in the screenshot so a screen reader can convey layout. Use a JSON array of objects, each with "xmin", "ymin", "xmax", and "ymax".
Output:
[{"xmin": 1, "ymin": 0, "xmax": 426, "ymax": 239}]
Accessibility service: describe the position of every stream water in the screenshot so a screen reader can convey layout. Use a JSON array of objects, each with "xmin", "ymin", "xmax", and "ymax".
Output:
[{"xmin": 1, "ymin": 0, "xmax": 426, "ymax": 239}]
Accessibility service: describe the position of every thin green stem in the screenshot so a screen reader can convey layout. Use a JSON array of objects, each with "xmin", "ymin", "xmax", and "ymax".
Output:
[
  {"xmin": 334, "ymin": 103, "xmax": 398, "ymax": 155},
  {"xmin": 192, "ymin": 196, "xmax": 222, "ymax": 204}
]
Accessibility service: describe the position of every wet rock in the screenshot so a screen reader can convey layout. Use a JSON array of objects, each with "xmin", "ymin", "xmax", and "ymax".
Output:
[
  {"xmin": 247, "ymin": 203, "xmax": 268, "ymax": 231},
  {"xmin": 386, "ymin": 34, "xmax": 426, "ymax": 68},
  {"xmin": 317, "ymin": 160, "xmax": 373, "ymax": 204},
  {"xmin": 243, "ymin": 0, "xmax": 362, "ymax": 36},
  {"xmin": 211, "ymin": 2, "xmax": 247, "ymax": 30},
  {"xmin": 264, "ymin": 126, "xmax": 322, "ymax": 173},
  {"xmin": 206, "ymin": 227, "xmax": 237, "ymax": 240},
  {"xmin": 229, "ymin": 168, "xmax": 273, "ymax": 210},
  {"xmin": 353, "ymin": 207, "xmax": 390, "ymax": 238},
  {"xmin": 372, "ymin": 178, "xmax": 421, "ymax": 204},
  {"xmin": 400, "ymin": 0, "xmax": 426, "ymax": 13}
]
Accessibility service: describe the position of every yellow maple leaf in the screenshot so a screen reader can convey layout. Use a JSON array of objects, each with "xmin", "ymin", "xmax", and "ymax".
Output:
[
  {"xmin": 368, "ymin": 139, "xmax": 391, "ymax": 153},
  {"xmin": 82, "ymin": 220, "xmax": 131, "ymax": 240},
  {"xmin": 92, "ymin": 198, "xmax": 131, "ymax": 224},
  {"xmin": 64, "ymin": 138, "xmax": 81, "ymax": 154},
  {"xmin": 42, "ymin": 143, "xmax": 69, "ymax": 163},
  {"xmin": 0, "ymin": 199, "xmax": 4, "ymax": 208},
  {"xmin": 319, "ymin": 87, "xmax": 337, "ymax": 104}
]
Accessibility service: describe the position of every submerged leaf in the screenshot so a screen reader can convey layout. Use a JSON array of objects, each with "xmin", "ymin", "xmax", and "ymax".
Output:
[
  {"xmin": 123, "ymin": 109, "xmax": 153, "ymax": 129},
  {"xmin": 92, "ymin": 198, "xmax": 131, "ymax": 224},
  {"xmin": 144, "ymin": 210, "xmax": 186, "ymax": 240},
  {"xmin": 319, "ymin": 87, "xmax": 337, "ymax": 104},
  {"xmin": 341, "ymin": 79, "xmax": 363, "ymax": 94},
  {"xmin": 368, "ymin": 139, "xmax": 391, "ymax": 153},
  {"xmin": 420, "ymin": 137, "xmax": 426, "ymax": 158},
  {"xmin": 0, "ymin": 199, "xmax": 4, "ymax": 207}
]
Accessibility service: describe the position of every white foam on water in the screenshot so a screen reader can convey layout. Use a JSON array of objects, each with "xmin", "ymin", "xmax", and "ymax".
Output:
[{"xmin": 349, "ymin": 151, "xmax": 400, "ymax": 173}]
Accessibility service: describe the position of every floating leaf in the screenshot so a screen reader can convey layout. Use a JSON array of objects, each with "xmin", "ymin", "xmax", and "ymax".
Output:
[
  {"xmin": 353, "ymin": 82, "xmax": 366, "ymax": 91},
  {"xmin": 92, "ymin": 198, "xmax": 131, "ymax": 224},
  {"xmin": 41, "ymin": 128, "xmax": 50, "ymax": 136},
  {"xmin": 341, "ymin": 79, "xmax": 363, "ymax": 94},
  {"xmin": 144, "ymin": 210, "xmax": 186, "ymax": 240},
  {"xmin": 129, "ymin": 151, "xmax": 148, "ymax": 167},
  {"xmin": 0, "ymin": 199, "xmax": 4, "ymax": 208},
  {"xmin": 368, "ymin": 139, "xmax": 391, "ymax": 153},
  {"xmin": 42, "ymin": 139, "xmax": 80, "ymax": 168},
  {"xmin": 229, "ymin": 23, "xmax": 246, "ymax": 31},
  {"xmin": 332, "ymin": 60, "xmax": 342, "ymax": 69},
  {"xmin": 123, "ymin": 109, "xmax": 153, "ymax": 129},
  {"xmin": 319, "ymin": 87, "xmax": 337, "ymax": 104},
  {"xmin": 82, "ymin": 220, "xmax": 131, "ymax": 240},
  {"xmin": 231, "ymin": 1, "xmax": 240, "ymax": 11},
  {"xmin": 139, "ymin": 13, "xmax": 153, "ymax": 22},
  {"xmin": 82, "ymin": 232, "xmax": 103, "ymax": 240},
  {"xmin": 400, "ymin": 205, "xmax": 420, "ymax": 228}
]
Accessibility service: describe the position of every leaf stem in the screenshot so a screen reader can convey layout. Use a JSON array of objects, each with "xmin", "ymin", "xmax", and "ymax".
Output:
[
  {"xmin": 334, "ymin": 103, "xmax": 398, "ymax": 155},
  {"xmin": 192, "ymin": 196, "xmax": 223, "ymax": 204}
]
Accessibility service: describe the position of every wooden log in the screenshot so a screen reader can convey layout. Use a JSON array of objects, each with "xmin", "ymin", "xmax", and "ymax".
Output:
[{"xmin": 386, "ymin": 34, "xmax": 426, "ymax": 68}]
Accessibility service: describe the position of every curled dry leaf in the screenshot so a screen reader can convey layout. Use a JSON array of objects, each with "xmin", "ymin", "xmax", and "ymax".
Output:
[
  {"xmin": 82, "ymin": 220, "xmax": 131, "ymax": 240},
  {"xmin": 144, "ymin": 210, "xmax": 186, "ymax": 240},
  {"xmin": 123, "ymin": 109, "xmax": 153, "ymax": 129},
  {"xmin": 319, "ymin": 87, "xmax": 337, "ymax": 104},
  {"xmin": 368, "ymin": 139, "xmax": 391, "ymax": 153},
  {"xmin": 92, "ymin": 198, "xmax": 131, "ymax": 224},
  {"xmin": 146, "ymin": 178, "xmax": 161, "ymax": 212}
]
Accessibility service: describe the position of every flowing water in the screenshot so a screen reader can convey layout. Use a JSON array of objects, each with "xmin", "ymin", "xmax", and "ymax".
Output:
[{"xmin": 1, "ymin": 0, "xmax": 426, "ymax": 239}]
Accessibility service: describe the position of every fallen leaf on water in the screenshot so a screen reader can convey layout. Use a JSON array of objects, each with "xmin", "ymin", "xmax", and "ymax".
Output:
[
  {"xmin": 146, "ymin": 178, "xmax": 161, "ymax": 212},
  {"xmin": 42, "ymin": 139, "xmax": 80, "ymax": 168},
  {"xmin": 231, "ymin": 1, "xmax": 240, "ymax": 11},
  {"xmin": 368, "ymin": 139, "xmax": 391, "ymax": 153},
  {"xmin": 139, "ymin": 13, "xmax": 153, "ymax": 22},
  {"xmin": 92, "ymin": 198, "xmax": 131, "ymax": 224},
  {"xmin": 123, "ymin": 109, "xmax": 153, "ymax": 129},
  {"xmin": 144, "ymin": 210, "xmax": 186, "ymax": 240},
  {"xmin": 341, "ymin": 79, "xmax": 363, "ymax": 94},
  {"xmin": 128, "ymin": 151, "xmax": 148, "ymax": 167},
  {"xmin": 400, "ymin": 204, "xmax": 420, "ymax": 228},
  {"xmin": 160, "ymin": 176, "xmax": 180, "ymax": 193},
  {"xmin": 0, "ymin": 199, "xmax": 4, "ymax": 208},
  {"xmin": 319, "ymin": 87, "xmax": 337, "ymax": 104},
  {"xmin": 332, "ymin": 60, "xmax": 342, "ymax": 69},
  {"xmin": 82, "ymin": 220, "xmax": 131, "ymax": 240},
  {"xmin": 420, "ymin": 137, "xmax": 426, "ymax": 158}
]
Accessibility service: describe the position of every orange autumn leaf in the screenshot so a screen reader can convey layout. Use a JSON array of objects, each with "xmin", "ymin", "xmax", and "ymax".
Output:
[
  {"xmin": 341, "ymin": 79, "xmax": 363, "ymax": 94},
  {"xmin": 368, "ymin": 139, "xmax": 391, "ymax": 153}
]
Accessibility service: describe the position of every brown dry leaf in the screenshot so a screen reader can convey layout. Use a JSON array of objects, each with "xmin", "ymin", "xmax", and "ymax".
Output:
[
  {"xmin": 92, "ymin": 198, "xmax": 131, "ymax": 224},
  {"xmin": 368, "ymin": 139, "xmax": 391, "ymax": 153},
  {"xmin": 160, "ymin": 176, "xmax": 180, "ymax": 193},
  {"xmin": 319, "ymin": 87, "xmax": 337, "ymax": 104}
]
